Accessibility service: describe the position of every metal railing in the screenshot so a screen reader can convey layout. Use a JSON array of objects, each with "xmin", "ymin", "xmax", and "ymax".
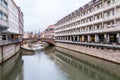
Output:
[{"xmin": 0, "ymin": 39, "xmax": 22, "ymax": 46}]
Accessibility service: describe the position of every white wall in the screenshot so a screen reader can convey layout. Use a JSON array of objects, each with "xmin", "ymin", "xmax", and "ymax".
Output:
[{"xmin": 7, "ymin": 0, "xmax": 19, "ymax": 34}]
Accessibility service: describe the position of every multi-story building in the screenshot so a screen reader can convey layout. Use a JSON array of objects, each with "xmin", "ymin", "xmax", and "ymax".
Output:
[
  {"xmin": 40, "ymin": 32, "xmax": 45, "ymax": 38},
  {"xmin": 18, "ymin": 7, "xmax": 24, "ymax": 37},
  {"xmin": 55, "ymin": 0, "xmax": 120, "ymax": 63},
  {"xmin": 0, "ymin": 0, "xmax": 24, "ymax": 41},
  {"xmin": 44, "ymin": 25, "xmax": 55, "ymax": 39},
  {"xmin": 0, "ymin": 0, "xmax": 24, "ymax": 64},
  {"xmin": 0, "ymin": 0, "xmax": 9, "ymax": 40}
]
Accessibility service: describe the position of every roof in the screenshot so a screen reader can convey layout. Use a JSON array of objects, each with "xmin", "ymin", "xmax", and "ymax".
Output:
[{"xmin": 48, "ymin": 25, "xmax": 55, "ymax": 28}]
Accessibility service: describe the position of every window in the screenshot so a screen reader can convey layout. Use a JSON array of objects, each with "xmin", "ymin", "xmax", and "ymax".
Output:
[
  {"xmin": 107, "ymin": 11, "xmax": 110, "ymax": 17},
  {"xmin": 97, "ymin": 15, "xmax": 100, "ymax": 19},
  {"xmin": 97, "ymin": 5, "xmax": 100, "ymax": 9},
  {"xmin": 83, "ymin": 20, "xmax": 85, "ymax": 23},
  {"xmin": 2, "ymin": 35, "xmax": 6, "ymax": 40},
  {"xmin": 107, "ymin": 0, "xmax": 111, "ymax": 5},
  {"xmin": 90, "ymin": 18, "xmax": 92, "ymax": 22},
  {"xmin": 97, "ymin": 25, "xmax": 99, "ymax": 29},
  {"xmin": 3, "ymin": 14, "xmax": 7, "ymax": 21},
  {"xmin": 112, "ymin": 0, "xmax": 115, "ymax": 3},
  {"xmin": 109, "ymin": 34, "xmax": 117, "ymax": 43},
  {"xmin": 89, "ymin": 27, "xmax": 91, "ymax": 30},
  {"xmin": 107, "ymin": 22, "xmax": 110, "ymax": 25},
  {"xmin": 83, "ymin": 12, "xmax": 85, "ymax": 15},
  {"xmin": 0, "ymin": 11, "xmax": 3, "ymax": 19},
  {"xmin": 2, "ymin": 1, "xmax": 7, "ymax": 8},
  {"xmin": 0, "ymin": 0, "xmax": 2, "ymax": 4},
  {"xmin": 112, "ymin": 9, "xmax": 115, "ymax": 15}
]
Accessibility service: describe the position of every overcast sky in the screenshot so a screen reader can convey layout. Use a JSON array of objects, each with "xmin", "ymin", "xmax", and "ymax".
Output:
[{"xmin": 14, "ymin": 0, "xmax": 91, "ymax": 32}]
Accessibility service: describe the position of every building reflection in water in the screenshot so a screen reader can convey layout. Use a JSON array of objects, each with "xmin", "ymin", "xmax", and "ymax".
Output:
[
  {"xmin": 0, "ymin": 52, "xmax": 23, "ymax": 80},
  {"xmin": 41, "ymin": 45, "xmax": 55, "ymax": 60},
  {"xmin": 55, "ymin": 47, "xmax": 120, "ymax": 80}
]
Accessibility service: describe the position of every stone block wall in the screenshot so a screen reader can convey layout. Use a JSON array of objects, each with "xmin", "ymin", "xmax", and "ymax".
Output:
[
  {"xmin": 3, "ymin": 44, "xmax": 16, "ymax": 61},
  {"xmin": 56, "ymin": 42, "xmax": 120, "ymax": 64},
  {"xmin": 0, "ymin": 43, "xmax": 20, "ymax": 64}
]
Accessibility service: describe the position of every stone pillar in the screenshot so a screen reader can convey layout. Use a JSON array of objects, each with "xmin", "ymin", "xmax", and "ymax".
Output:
[
  {"xmin": 6, "ymin": 35, "xmax": 8, "ymax": 41},
  {"xmin": 0, "ymin": 35, "xmax": 2, "ymax": 40},
  {"xmin": 70, "ymin": 36, "xmax": 72, "ymax": 41},
  {"xmin": 114, "ymin": 6, "xmax": 117, "ymax": 27},
  {"xmin": 117, "ymin": 33, "xmax": 120, "ymax": 44},
  {"xmin": 95, "ymin": 34, "xmax": 99, "ymax": 43},
  {"xmin": 67, "ymin": 36, "xmax": 68, "ymax": 40},
  {"xmin": 104, "ymin": 34, "xmax": 107, "ymax": 43},
  {"xmin": 107, "ymin": 34, "xmax": 110, "ymax": 43},
  {"xmin": 88, "ymin": 35, "xmax": 90, "ymax": 43},
  {"xmin": 73, "ymin": 36, "xmax": 75, "ymax": 41},
  {"xmin": 82, "ymin": 35, "xmax": 84, "ymax": 42},
  {"xmin": 104, "ymin": 34, "xmax": 110, "ymax": 43},
  {"xmin": 65, "ymin": 37, "xmax": 67, "ymax": 40},
  {"xmin": 77, "ymin": 36, "xmax": 80, "ymax": 42}
]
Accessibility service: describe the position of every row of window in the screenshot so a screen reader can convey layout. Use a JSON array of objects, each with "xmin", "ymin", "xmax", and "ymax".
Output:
[
  {"xmin": 0, "ymin": 0, "xmax": 7, "ymax": 9},
  {"xmin": 56, "ymin": 9, "xmax": 115, "ymax": 31},
  {"xmin": 0, "ymin": 11, "xmax": 7, "ymax": 21},
  {"xmin": 56, "ymin": 21, "xmax": 116, "ymax": 35},
  {"xmin": 56, "ymin": 34, "xmax": 118, "ymax": 43},
  {"xmin": 56, "ymin": 0, "xmax": 118, "ymax": 26}
]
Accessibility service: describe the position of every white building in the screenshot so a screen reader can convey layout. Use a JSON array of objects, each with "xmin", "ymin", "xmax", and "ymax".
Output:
[
  {"xmin": 55, "ymin": 0, "xmax": 120, "ymax": 48},
  {"xmin": 44, "ymin": 25, "xmax": 55, "ymax": 39},
  {"xmin": 0, "ymin": 0, "xmax": 24, "ymax": 41},
  {"xmin": 55, "ymin": 0, "xmax": 120, "ymax": 63},
  {"xmin": 0, "ymin": 0, "xmax": 9, "ymax": 40}
]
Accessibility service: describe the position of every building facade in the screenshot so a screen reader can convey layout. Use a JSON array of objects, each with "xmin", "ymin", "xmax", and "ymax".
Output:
[
  {"xmin": 55, "ymin": 0, "xmax": 120, "ymax": 47},
  {"xmin": 44, "ymin": 25, "xmax": 55, "ymax": 39},
  {"xmin": 18, "ymin": 7, "xmax": 24, "ymax": 36},
  {"xmin": 40, "ymin": 32, "xmax": 44, "ymax": 38},
  {"xmin": 55, "ymin": 0, "xmax": 120, "ymax": 63},
  {"xmin": 0, "ymin": 0, "xmax": 9, "ymax": 40},
  {"xmin": 0, "ymin": 0, "xmax": 24, "ymax": 41},
  {"xmin": 0, "ymin": 0, "xmax": 24, "ymax": 64}
]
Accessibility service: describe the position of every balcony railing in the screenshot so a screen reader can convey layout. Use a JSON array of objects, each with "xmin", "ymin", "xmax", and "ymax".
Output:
[{"xmin": 0, "ymin": 39, "xmax": 22, "ymax": 46}]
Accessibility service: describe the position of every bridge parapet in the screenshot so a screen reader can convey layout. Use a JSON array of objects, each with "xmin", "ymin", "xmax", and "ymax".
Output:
[{"xmin": 41, "ymin": 38, "xmax": 55, "ymax": 45}]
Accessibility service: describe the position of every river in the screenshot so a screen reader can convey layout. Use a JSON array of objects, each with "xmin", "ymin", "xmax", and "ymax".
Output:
[{"xmin": 0, "ymin": 44, "xmax": 120, "ymax": 80}]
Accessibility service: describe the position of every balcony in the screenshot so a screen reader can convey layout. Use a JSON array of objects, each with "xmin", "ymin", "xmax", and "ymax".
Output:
[
  {"xmin": 55, "ymin": 25, "xmax": 120, "ymax": 37},
  {"xmin": 0, "ymin": 5, "xmax": 8, "ymax": 14},
  {"xmin": 104, "ymin": 16, "xmax": 116, "ymax": 22},
  {"xmin": 0, "ymin": 39, "xmax": 21, "ymax": 46},
  {"xmin": 103, "ymin": 0, "xmax": 120, "ymax": 12}
]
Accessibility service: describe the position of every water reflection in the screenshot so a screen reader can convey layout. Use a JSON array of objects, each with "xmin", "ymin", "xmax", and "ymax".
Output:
[
  {"xmin": 22, "ymin": 49, "xmax": 68, "ymax": 80},
  {"xmin": 1, "ymin": 45, "xmax": 120, "ymax": 80},
  {"xmin": 0, "ymin": 52, "xmax": 23, "ymax": 80},
  {"xmin": 55, "ymin": 47, "xmax": 120, "ymax": 80}
]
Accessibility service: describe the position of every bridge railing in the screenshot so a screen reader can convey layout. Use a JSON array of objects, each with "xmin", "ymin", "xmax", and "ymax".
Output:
[{"xmin": 41, "ymin": 38, "xmax": 55, "ymax": 45}]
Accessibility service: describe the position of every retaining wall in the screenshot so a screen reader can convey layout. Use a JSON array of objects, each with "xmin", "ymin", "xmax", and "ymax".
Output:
[
  {"xmin": 56, "ymin": 42, "xmax": 120, "ymax": 64},
  {"xmin": 0, "ymin": 43, "xmax": 20, "ymax": 64}
]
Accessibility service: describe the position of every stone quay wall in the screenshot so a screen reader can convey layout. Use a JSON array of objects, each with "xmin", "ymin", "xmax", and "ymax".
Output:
[
  {"xmin": 0, "ymin": 43, "xmax": 20, "ymax": 64},
  {"xmin": 56, "ymin": 42, "xmax": 120, "ymax": 64}
]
